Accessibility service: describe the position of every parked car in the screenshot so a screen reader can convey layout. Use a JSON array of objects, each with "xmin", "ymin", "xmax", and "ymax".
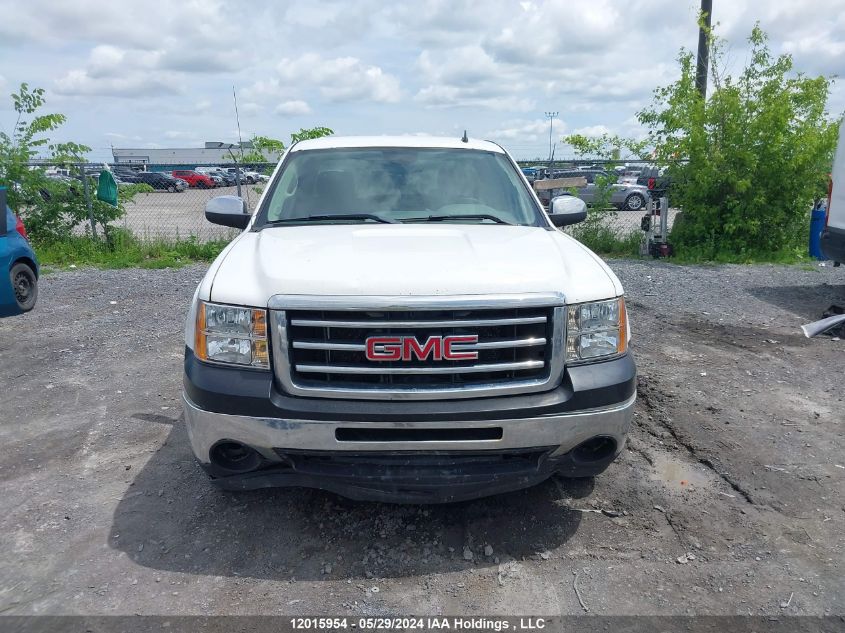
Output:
[
  {"xmin": 171, "ymin": 170, "xmax": 216, "ymax": 189},
  {"xmin": 196, "ymin": 167, "xmax": 236, "ymax": 186},
  {"xmin": 821, "ymin": 122, "xmax": 845, "ymax": 265},
  {"xmin": 242, "ymin": 170, "xmax": 261, "ymax": 184},
  {"xmin": 184, "ymin": 135, "xmax": 635, "ymax": 503},
  {"xmin": 1, "ymin": 194, "xmax": 38, "ymax": 317},
  {"xmin": 540, "ymin": 170, "xmax": 650, "ymax": 211},
  {"xmin": 225, "ymin": 168, "xmax": 257, "ymax": 184},
  {"xmin": 136, "ymin": 171, "xmax": 186, "ymax": 192},
  {"xmin": 112, "ymin": 168, "xmax": 142, "ymax": 184}
]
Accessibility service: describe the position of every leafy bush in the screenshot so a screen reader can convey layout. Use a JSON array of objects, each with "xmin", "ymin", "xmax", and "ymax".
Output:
[
  {"xmin": 568, "ymin": 211, "xmax": 641, "ymax": 257},
  {"xmin": 642, "ymin": 25, "xmax": 840, "ymax": 260},
  {"xmin": 22, "ymin": 177, "xmax": 153, "ymax": 243},
  {"xmin": 565, "ymin": 24, "xmax": 841, "ymax": 262},
  {"xmin": 0, "ymin": 83, "xmax": 151, "ymax": 243}
]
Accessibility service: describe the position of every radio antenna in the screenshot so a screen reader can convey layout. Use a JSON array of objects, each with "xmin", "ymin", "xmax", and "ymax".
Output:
[
  {"xmin": 232, "ymin": 85, "xmax": 248, "ymax": 204},
  {"xmin": 233, "ymin": 85, "xmax": 243, "ymax": 157}
]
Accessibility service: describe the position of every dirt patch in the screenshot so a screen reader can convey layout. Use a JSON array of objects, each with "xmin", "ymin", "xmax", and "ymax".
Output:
[{"xmin": 0, "ymin": 262, "xmax": 842, "ymax": 616}]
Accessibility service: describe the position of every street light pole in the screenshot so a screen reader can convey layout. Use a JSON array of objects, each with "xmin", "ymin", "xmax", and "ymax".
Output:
[{"xmin": 695, "ymin": 0, "xmax": 713, "ymax": 99}]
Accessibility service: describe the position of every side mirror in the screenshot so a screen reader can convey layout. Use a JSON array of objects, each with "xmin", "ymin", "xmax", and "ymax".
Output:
[
  {"xmin": 205, "ymin": 195, "xmax": 250, "ymax": 229},
  {"xmin": 548, "ymin": 195, "xmax": 587, "ymax": 227}
]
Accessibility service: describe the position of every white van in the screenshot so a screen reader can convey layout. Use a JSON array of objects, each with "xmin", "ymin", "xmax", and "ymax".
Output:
[{"xmin": 821, "ymin": 124, "xmax": 845, "ymax": 265}]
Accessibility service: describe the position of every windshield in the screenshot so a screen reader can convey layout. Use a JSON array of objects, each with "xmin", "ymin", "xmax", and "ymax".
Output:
[{"xmin": 256, "ymin": 148, "xmax": 542, "ymax": 226}]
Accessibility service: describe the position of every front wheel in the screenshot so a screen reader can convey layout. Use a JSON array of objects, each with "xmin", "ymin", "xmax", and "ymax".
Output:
[
  {"xmin": 624, "ymin": 193, "xmax": 645, "ymax": 211},
  {"xmin": 167, "ymin": 185, "xmax": 176, "ymax": 193},
  {"xmin": 10, "ymin": 263, "xmax": 37, "ymax": 312}
]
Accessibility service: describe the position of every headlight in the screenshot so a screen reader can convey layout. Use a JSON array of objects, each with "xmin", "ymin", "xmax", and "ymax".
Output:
[
  {"xmin": 566, "ymin": 297, "xmax": 627, "ymax": 363},
  {"xmin": 194, "ymin": 302, "xmax": 269, "ymax": 368}
]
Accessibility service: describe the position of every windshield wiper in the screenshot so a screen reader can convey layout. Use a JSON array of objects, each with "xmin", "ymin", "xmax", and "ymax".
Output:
[
  {"xmin": 405, "ymin": 214, "xmax": 512, "ymax": 225},
  {"xmin": 267, "ymin": 214, "xmax": 397, "ymax": 225}
]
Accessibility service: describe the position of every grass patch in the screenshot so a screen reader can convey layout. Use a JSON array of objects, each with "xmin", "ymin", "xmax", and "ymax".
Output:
[
  {"xmin": 570, "ymin": 225, "xmax": 643, "ymax": 258},
  {"xmin": 35, "ymin": 229, "xmax": 229, "ymax": 269},
  {"xmin": 668, "ymin": 245, "xmax": 812, "ymax": 265}
]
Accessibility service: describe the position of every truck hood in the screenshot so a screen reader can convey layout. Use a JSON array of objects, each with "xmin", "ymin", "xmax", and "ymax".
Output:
[{"xmin": 208, "ymin": 224, "xmax": 622, "ymax": 306}]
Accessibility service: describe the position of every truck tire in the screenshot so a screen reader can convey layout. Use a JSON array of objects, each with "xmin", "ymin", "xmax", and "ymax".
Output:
[{"xmin": 10, "ymin": 262, "xmax": 37, "ymax": 312}]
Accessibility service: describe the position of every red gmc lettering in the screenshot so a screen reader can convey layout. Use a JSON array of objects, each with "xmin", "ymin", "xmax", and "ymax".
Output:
[
  {"xmin": 403, "ymin": 336, "xmax": 441, "ymax": 360},
  {"xmin": 366, "ymin": 336, "xmax": 402, "ymax": 360},
  {"xmin": 365, "ymin": 335, "xmax": 479, "ymax": 361},
  {"xmin": 443, "ymin": 335, "xmax": 479, "ymax": 360}
]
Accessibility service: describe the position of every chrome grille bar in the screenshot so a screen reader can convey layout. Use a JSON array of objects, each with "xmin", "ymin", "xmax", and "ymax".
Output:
[
  {"xmin": 269, "ymin": 293, "xmax": 567, "ymax": 401},
  {"xmin": 290, "ymin": 316, "xmax": 547, "ymax": 328},
  {"xmin": 292, "ymin": 337, "xmax": 547, "ymax": 352},
  {"xmin": 295, "ymin": 360, "xmax": 545, "ymax": 375}
]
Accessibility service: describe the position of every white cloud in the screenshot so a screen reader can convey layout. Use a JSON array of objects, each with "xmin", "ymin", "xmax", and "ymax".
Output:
[
  {"xmin": 275, "ymin": 100, "xmax": 311, "ymax": 116},
  {"xmin": 3, "ymin": 0, "xmax": 843, "ymax": 162},
  {"xmin": 54, "ymin": 39, "xmax": 242, "ymax": 98},
  {"xmin": 570, "ymin": 124, "xmax": 611, "ymax": 137},
  {"xmin": 276, "ymin": 54, "xmax": 401, "ymax": 103},
  {"xmin": 487, "ymin": 118, "xmax": 566, "ymax": 142},
  {"xmin": 54, "ymin": 69, "xmax": 179, "ymax": 97},
  {"xmin": 414, "ymin": 46, "xmax": 535, "ymax": 111},
  {"xmin": 104, "ymin": 132, "xmax": 142, "ymax": 141}
]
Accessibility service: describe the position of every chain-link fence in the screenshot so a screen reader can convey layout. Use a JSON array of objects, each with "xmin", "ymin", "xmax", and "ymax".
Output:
[
  {"xmin": 17, "ymin": 162, "xmax": 276, "ymax": 244},
  {"xmin": 113, "ymin": 163, "xmax": 275, "ymax": 243},
  {"xmin": 21, "ymin": 162, "xmax": 676, "ymax": 253}
]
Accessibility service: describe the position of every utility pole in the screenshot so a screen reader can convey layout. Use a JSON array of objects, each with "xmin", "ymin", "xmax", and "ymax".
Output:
[
  {"xmin": 695, "ymin": 0, "xmax": 712, "ymax": 99},
  {"xmin": 544, "ymin": 111, "xmax": 558, "ymax": 171}
]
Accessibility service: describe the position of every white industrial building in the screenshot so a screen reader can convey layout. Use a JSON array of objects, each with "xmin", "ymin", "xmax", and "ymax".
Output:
[{"xmin": 111, "ymin": 142, "xmax": 282, "ymax": 167}]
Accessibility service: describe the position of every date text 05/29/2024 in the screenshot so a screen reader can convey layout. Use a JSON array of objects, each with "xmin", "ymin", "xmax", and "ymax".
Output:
[{"xmin": 289, "ymin": 617, "xmax": 548, "ymax": 631}]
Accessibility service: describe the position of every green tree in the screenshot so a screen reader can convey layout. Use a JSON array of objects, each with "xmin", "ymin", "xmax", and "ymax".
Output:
[
  {"xmin": 241, "ymin": 135, "xmax": 286, "ymax": 163},
  {"xmin": 564, "ymin": 133, "xmax": 648, "ymax": 162},
  {"xmin": 0, "ymin": 83, "xmax": 134, "ymax": 242},
  {"xmin": 640, "ymin": 24, "xmax": 840, "ymax": 260},
  {"xmin": 562, "ymin": 24, "xmax": 841, "ymax": 260},
  {"xmin": 562, "ymin": 133, "xmax": 639, "ymax": 250},
  {"xmin": 290, "ymin": 126, "xmax": 333, "ymax": 144},
  {"xmin": 241, "ymin": 127, "xmax": 334, "ymax": 164},
  {"xmin": 0, "ymin": 84, "xmax": 71, "ymax": 212}
]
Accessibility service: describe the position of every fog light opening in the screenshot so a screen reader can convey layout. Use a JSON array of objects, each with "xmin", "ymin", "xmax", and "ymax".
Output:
[
  {"xmin": 209, "ymin": 441, "xmax": 262, "ymax": 473},
  {"xmin": 572, "ymin": 436, "xmax": 617, "ymax": 463}
]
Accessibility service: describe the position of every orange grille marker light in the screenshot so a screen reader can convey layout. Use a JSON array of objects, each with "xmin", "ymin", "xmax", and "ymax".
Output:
[
  {"xmin": 617, "ymin": 297, "xmax": 628, "ymax": 354},
  {"xmin": 252, "ymin": 309, "xmax": 267, "ymax": 337},
  {"xmin": 195, "ymin": 303, "xmax": 208, "ymax": 361}
]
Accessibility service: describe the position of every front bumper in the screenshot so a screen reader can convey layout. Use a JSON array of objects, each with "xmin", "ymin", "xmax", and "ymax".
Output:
[
  {"xmin": 182, "ymin": 348, "xmax": 636, "ymax": 503},
  {"xmin": 184, "ymin": 393, "xmax": 634, "ymax": 503}
]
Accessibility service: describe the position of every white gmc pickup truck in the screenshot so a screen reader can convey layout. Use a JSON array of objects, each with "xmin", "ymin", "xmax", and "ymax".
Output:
[{"xmin": 183, "ymin": 136, "xmax": 636, "ymax": 503}]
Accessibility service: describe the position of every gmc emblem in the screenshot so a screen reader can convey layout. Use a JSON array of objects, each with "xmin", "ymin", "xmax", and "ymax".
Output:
[{"xmin": 365, "ymin": 335, "xmax": 479, "ymax": 362}]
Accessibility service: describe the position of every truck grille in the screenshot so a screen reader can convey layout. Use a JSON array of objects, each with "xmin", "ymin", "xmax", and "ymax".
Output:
[{"xmin": 269, "ymin": 295, "xmax": 566, "ymax": 400}]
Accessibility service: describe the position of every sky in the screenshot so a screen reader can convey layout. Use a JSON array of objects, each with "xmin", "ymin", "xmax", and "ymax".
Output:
[{"xmin": 1, "ymin": 0, "xmax": 843, "ymax": 163}]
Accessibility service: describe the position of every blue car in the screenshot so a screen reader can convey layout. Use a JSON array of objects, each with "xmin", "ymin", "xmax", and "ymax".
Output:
[{"xmin": 1, "ymin": 189, "xmax": 39, "ymax": 317}]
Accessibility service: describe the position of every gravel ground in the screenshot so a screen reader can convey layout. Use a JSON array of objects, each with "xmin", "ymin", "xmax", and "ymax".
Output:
[{"xmin": 0, "ymin": 260, "xmax": 842, "ymax": 616}]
